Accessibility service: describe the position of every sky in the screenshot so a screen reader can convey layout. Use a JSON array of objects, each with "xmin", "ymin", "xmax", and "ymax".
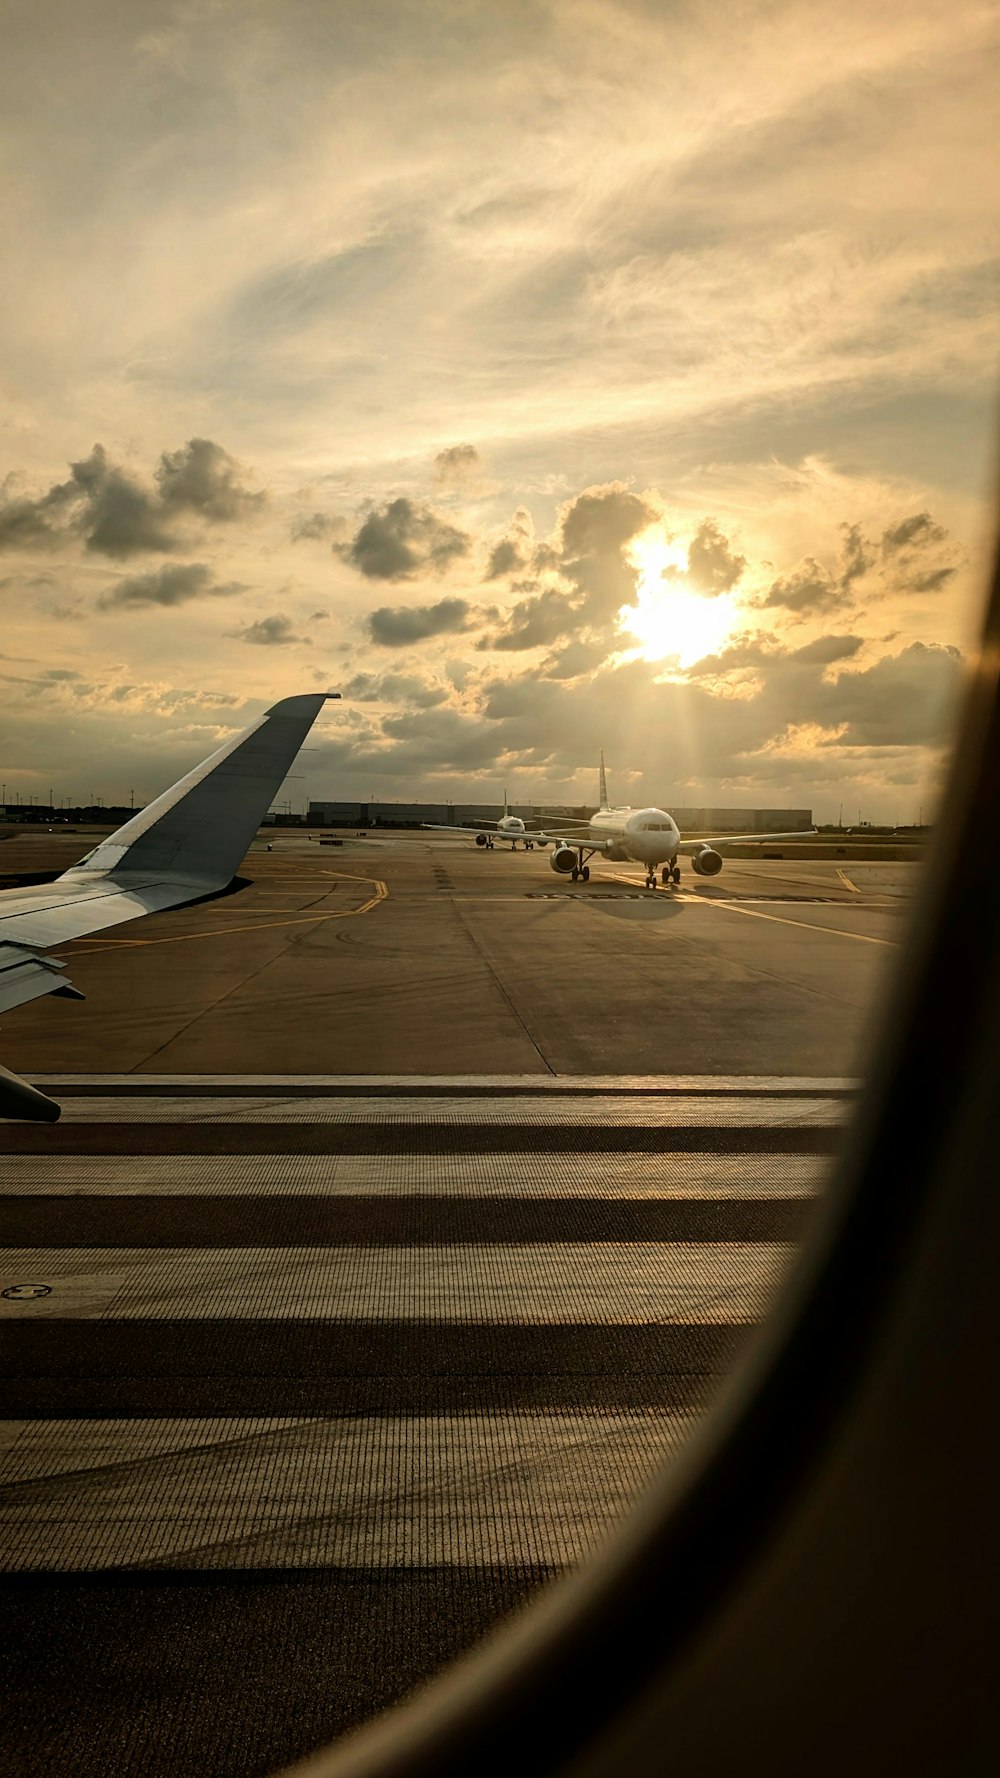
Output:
[{"xmin": 1, "ymin": 0, "xmax": 997, "ymax": 822}]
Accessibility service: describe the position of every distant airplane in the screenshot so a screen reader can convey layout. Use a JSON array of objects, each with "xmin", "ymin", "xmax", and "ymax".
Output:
[
  {"xmin": 536, "ymin": 754, "xmax": 816, "ymax": 889},
  {"xmin": 423, "ymin": 789, "xmax": 543, "ymax": 851},
  {"xmin": 0, "ymin": 692, "xmax": 338, "ymax": 1122}
]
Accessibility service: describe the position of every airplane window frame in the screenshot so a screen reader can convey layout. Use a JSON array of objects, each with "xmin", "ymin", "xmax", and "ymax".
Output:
[{"xmin": 277, "ymin": 510, "xmax": 1000, "ymax": 1776}]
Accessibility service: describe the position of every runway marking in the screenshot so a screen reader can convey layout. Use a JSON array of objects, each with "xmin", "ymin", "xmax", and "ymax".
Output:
[
  {"xmin": 0, "ymin": 1242, "xmax": 790, "ymax": 1322},
  {"xmin": 63, "ymin": 875, "xmax": 388, "ymax": 954},
  {"xmin": 837, "ymin": 868, "xmax": 859, "ymax": 892},
  {"xmin": 676, "ymin": 894, "xmax": 895, "ymax": 947}
]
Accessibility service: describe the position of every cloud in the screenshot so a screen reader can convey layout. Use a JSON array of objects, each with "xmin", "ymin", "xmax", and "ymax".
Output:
[
  {"xmin": 338, "ymin": 497, "xmax": 470, "ymax": 580},
  {"xmin": 98, "ymin": 562, "xmax": 244, "ymax": 609},
  {"xmin": 367, "ymin": 595, "xmax": 475, "ymax": 646},
  {"xmin": 343, "ymin": 670, "xmax": 448, "ymax": 708},
  {"xmin": 0, "ymin": 439, "xmax": 265, "ymax": 559},
  {"xmin": 881, "ymin": 511, "xmax": 948, "ymax": 556},
  {"xmin": 823, "ymin": 641, "xmax": 963, "ymax": 745},
  {"xmin": 433, "ymin": 443, "xmax": 483, "ymax": 487},
  {"xmin": 837, "ymin": 522, "xmax": 875, "ymax": 594},
  {"xmin": 480, "ymin": 584, "xmax": 580, "ymax": 651},
  {"xmin": 236, "ymin": 613, "xmax": 303, "ymax": 645},
  {"xmin": 760, "ymin": 555, "xmax": 847, "ymax": 614},
  {"xmin": 685, "ymin": 519, "xmax": 746, "ymax": 595},
  {"xmin": 559, "ymin": 484, "xmax": 656, "ymax": 621},
  {"xmin": 789, "ymin": 634, "xmax": 865, "ymax": 664},
  {"xmin": 485, "ymin": 507, "xmax": 534, "ymax": 580},
  {"xmin": 879, "ymin": 509, "xmax": 960, "ymax": 594},
  {"xmin": 291, "ymin": 511, "xmax": 348, "ymax": 543},
  {"xmin": 155, "ymin": 438, "xmax": 265, "ymax": 521}
]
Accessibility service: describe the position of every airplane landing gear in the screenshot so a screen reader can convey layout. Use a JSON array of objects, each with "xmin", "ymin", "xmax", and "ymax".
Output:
[
  {"xmin": 644, "ymin": 870, "xmax": 657, "ymax": 889},
  {"xmin": 571, "ymin": 864, "xmax": 590, "ymax": 883},
  {"xmin": 661, "ymin": 864, "xmax": 681, "ymax": 885}
]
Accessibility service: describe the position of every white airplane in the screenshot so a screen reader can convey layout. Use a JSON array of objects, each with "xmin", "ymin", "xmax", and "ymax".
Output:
[
  {"xmin": 536, "ymin": 755, "xmax": 816, "ymax": 890},
  {"xmin": 0, "ymin": 691, "xmax": 338, "ymax": 1122},
  {"xmin": 423, "ymin": 790, "xmax": 542, "ymax": 851}
]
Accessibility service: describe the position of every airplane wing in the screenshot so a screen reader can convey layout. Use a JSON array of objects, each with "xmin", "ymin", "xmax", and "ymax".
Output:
[
  {"xmin": 0, "ymin": 691, "xmax": 338, "ymax": 1122},
  {"xmin": 421, "ymin": 822, "xmax": 504, "ymax": 835},
  {"xmin": 420, "ymin": 823, "xmax": 546, "ymax": 837},
  {"xmin": 677, "ymin": 828, "xmax": 818, "ymax": 852}
]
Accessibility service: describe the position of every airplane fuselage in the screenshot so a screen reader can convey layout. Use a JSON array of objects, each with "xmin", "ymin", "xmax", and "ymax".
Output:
[{"xmin": 588, "ymin": 806, "xmax": 680, "ymax": 867}]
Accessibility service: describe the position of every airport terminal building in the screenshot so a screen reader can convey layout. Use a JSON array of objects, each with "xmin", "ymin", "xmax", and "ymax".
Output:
[{"xmin": 307, "ymin": 800, "xmax": 813, "ymax": 833}]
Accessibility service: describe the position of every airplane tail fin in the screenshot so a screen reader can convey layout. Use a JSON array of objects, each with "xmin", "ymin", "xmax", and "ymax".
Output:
[
  {"xmin": 62, "ymin": 692, "xmax": 339, "ymax": 891},
  {"xmin": 599, "ymin": 751, "xmax": 609, "ymax": 810}
]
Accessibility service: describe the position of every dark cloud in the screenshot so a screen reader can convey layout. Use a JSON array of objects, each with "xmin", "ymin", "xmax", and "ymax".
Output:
[
  {"xmin": 485, "ymin": 509, "xmax": 534, "ymax": 580},
  {"xmin": 98, "ymin": 563, "xmax": 244, "ymax": 609},
  {"xmin": 760, "ymin": 555, "xmax": 847, "ymax": 614},
  {"xmin": 879, "ymin": 510, "xmax": 959, "ymax": 594},
  {"xmin": 155, "ymin": 438, "xmax": 265, "ymax": 522},
  {"xmin": 539, "ymin": 636, "xmax": 612, "ymax": 679},
  {"xmin": 237, "ymin": 613, "xmax": 303, "ymax": 646},
  {"xmin": 904, "ymin": 564, "xmax": 958, "ymax": 594},
  {"xmin": 368, "ymin": 595, "xmax": 475, "ymax": 646},
  {"xmin": 836, "ymin": 522, "xmax": 875, "ymax": 593},
  {"xmin": 560, "ymin": 484, "xmax": 656, "ymax": 621},
  {"xmin": 685, "ymin": 519, "xmax": 746, "ymax": 595},
  {"xmin": 789, "ymin": 634, "xmax": 865, "ymax": 664},
  {"xmin": 0, "ymin": 438, "xmax": 264, "ymax": 559},
  {"xmin": 433, "ymin": 443, "xmax": 482, "ymax": 486},
  {"xmin": 479, "ymin": 585, "xmax": 580, "ymax": 652},
  {"xmin": 881, "ymin": 511, "xmax": 948, "ymax": 556},
  {"xmin": 822, "ymin": 642, "xmax": 962, "ymax": 746},
  {"xmin": 339, "ymin": 497, "xmax": 470, "ymax": 581}
]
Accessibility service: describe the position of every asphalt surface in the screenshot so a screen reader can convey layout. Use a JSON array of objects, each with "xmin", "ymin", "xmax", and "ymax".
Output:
[{"xmin": 0, "ymin": 833, "xmax": 918, "ymax": 1777}]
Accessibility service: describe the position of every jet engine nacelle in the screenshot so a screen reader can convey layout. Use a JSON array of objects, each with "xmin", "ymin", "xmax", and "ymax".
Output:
[
  {"xmin": 475, "ymin": 833, "xmax": 488, "ymax": 847},
  {"xmin": 691, "ymin": 845, "xmax": 723, "ymax": 877},
  {"xmin": 550, "ymin": 844, "xmax": 577, "ymax": 875}
]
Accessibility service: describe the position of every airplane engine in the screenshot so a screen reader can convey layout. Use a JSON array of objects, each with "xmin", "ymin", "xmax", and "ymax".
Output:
[
  {"xmin": 691, "ymin": 845, "xmax": 723, "ymax": 876},
  {"xmin": 550, "ymin": 844, "xmax": 577, "ymax": 874},
  {"xmin": 475, "ymin": 833, "xmax": 488, "ymax": 847}
]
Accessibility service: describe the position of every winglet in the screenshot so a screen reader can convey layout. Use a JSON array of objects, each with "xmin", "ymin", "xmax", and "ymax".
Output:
[
  {"xmin": 0, "ymin": 1060, "xmax": 61, "ymax": 1122},
  {"xmin": 599, "ymin": 751, "xmax": 609, "ymax": 810},
  {"xmin": 62, "ymin": 692, "xmax": 339, "ymax": 892}
]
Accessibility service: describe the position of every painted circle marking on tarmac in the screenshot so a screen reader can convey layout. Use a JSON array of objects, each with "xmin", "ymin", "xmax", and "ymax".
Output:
[{"xmin": 1, "ymin": 1283, "xmax": 52, "ymax": 1301}]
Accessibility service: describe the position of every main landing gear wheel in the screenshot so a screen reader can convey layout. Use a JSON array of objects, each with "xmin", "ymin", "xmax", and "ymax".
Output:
[
  {"xmin": 571, "ymin": 867, "xmax": 579, "ymax": 882},
  {"xmin": 581, "ymin": 865, "xmax": 590, "ymax": 881}
]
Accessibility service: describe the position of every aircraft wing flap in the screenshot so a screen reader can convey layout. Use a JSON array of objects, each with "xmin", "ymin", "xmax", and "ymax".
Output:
[{"xmin": 0, "ymin": 941, "xmax": 83, "ymax": 1016}]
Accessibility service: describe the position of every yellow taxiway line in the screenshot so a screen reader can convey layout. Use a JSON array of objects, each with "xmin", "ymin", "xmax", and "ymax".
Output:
[
  {"xmin": 606, "ymin": 872, "xmax": 894, "ymax": 948},
  {"xmin": 677, "ymin": 893, "xmax": 895, "ymax": 947},
  {"xmin": 63, "ymin": 875, "xmax": 388, "ymax": 954},
  {"xmin": 836, "ymin": 867, "xmax": 860, "ymax": 892}
]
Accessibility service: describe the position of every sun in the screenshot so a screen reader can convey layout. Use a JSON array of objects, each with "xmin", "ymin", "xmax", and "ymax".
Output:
[{"xmin": 620, "ymin": 529, "xmax": 736, "ymax": 668}]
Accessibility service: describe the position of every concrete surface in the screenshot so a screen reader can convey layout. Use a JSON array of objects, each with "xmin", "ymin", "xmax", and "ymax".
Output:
[{"xmin": 0, "ymin": 834, "xmax": 917, "ymax": 1776}]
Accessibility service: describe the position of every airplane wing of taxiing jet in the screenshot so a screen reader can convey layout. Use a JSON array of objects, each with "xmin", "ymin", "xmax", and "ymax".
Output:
[
  {"xmin": 422, "ymin": 821, "xmax": 511, "ymax": 834},
  {"xmin": 677, "ymin": 828, "xmax": 818, "ymax": 850},
  {"xmin": 0, "ymin": 691, "xmax": 338, "ymax": 1122}
]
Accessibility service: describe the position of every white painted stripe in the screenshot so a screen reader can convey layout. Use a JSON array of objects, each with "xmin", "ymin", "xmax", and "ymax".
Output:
[
  {"xmin": 54, "ymin": 1094, "xmax": 844, "ymax": 1126},
  {"xmin": 0, "ymin": 1244, "xmax": 790, "ymax": 1323},
  {"xmin": 0, "ymin": 1411, "xmax": 700, "ymax": 1571},
  {"xmin": 0, "ymin": 1153, "xmax": 826, "ymax": 1198}
]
